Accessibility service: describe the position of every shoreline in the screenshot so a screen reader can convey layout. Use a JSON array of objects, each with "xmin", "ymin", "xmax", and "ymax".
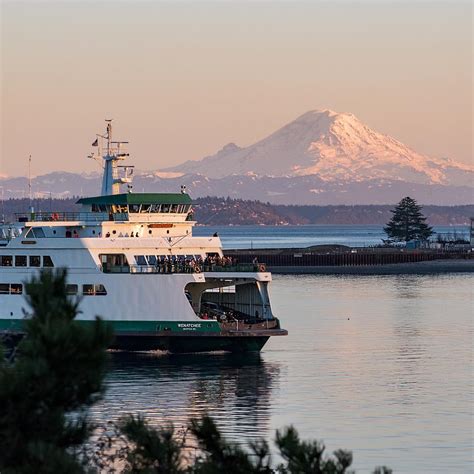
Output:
[{"xmin": 268, "ymin": 259, "xmax": 474, "ymax": 275}]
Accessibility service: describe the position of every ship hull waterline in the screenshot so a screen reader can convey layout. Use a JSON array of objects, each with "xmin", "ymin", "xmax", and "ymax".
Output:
[{"xmin": 0, "ymin": 326, "xmax": 287, "ymax": 353}]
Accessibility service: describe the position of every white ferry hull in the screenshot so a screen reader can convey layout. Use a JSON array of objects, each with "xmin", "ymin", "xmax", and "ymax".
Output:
[
  {"xmin": 0, "ymin": 122, "xmax": 287, "ymax": 352},
  {"xmin": 0, "ymin": 270, "xmax": 286, "ymax": 353}
]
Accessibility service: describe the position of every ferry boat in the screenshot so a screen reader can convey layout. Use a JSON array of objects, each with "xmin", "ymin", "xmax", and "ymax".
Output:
[{"xmin": 0, "ymin": 121, "xmax": 287, "ymax": 352}]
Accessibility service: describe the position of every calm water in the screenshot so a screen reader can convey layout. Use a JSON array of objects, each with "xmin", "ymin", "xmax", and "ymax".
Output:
[
  {"xmin": 193, "ymin": 225, "xmax": 470, "ymax": 249},
  {"xmin": 92, "ymin": 273, "xmax": 473, "ymax": 473}
]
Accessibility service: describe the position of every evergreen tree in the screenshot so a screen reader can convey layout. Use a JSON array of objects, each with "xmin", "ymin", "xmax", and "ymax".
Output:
[
  {"xmin": 384, "ymin": 196, "xmax": 433, "ymax": 242},
  {"xmin": 113, "ymin": 415, "xmax": 392, "ymax": 474},
  {"xmin": 275, "ymin": 426, "xmax": 353, "ymax": 474},
  {"xmin": 0, "ymin": 269, "xmax": 112, "ymax": 474}
]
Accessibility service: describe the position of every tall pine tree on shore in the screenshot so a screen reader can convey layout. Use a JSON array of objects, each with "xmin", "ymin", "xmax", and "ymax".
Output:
[{"xmin": 384, "ymin": 196, "xmax": 433, "ymax": 242}]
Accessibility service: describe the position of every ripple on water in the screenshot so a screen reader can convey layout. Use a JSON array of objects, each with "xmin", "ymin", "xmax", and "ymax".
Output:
[{"xmin": 92, "ymin": 274, "xmax": 473, "ymax": 473}]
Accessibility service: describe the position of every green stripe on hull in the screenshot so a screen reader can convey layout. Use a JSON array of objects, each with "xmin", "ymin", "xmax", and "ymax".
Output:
[
  {"xmin": 0, "ymin": 319, "xmax": 23, "ymax": 331},
  {"xmin": 0, "ymin": 319, "xmax": 221, "ymax": 334},
  {"xmin": 0, "ymin": 318, "xmax": 272, "ymax": 353}
]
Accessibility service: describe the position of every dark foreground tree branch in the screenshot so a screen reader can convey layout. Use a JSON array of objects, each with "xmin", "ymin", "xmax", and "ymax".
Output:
[{"xmin": 0, "ymin": 269, "xmax": 112, "ymax": 474}]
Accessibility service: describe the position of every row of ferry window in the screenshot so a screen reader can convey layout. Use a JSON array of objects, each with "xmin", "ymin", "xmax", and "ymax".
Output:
[
  {"xmin": 134, "ymin": 255, "xmax": 202, "ymax": 265},
  {"xmin": 66, "ymin": 284, "xmax": 107, "ymax": 296},
  {"xmin": 91, "ymin": 204, "xmax": 191, "ymax": 214},
  {"xmin": 0, "ymin": 283, "xmax": 23, "ymax": 295},
  {"xmin": 0, "ymin": 283, "xmax": 107, "ymax": 296},
  {"xmin": 0, "ymin": 255, "xmax": 54, "ymax": 267}
]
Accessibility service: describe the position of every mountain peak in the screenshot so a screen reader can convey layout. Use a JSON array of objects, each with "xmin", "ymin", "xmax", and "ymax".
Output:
[
  {"xmin": 295, "ymin": 109, "xmax": 357, "ymax": 122},
  {"xmin": 165, "ymin": 109, "xmax": 473, "ymax": 186}
]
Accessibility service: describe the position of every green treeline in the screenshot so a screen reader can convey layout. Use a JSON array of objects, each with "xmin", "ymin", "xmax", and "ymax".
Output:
[
  {"xmin": 2, "ymin": 196, "xmax": 473, "ymax": 225},
  {"xmin": 0, "ymin": 270, "xmax": 392, "ymax": 473}
]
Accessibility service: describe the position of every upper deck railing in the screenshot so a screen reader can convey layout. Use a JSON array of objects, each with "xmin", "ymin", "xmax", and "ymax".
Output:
[
  {"xmin": 102, "ymin": 262, "xmax": 266, "ymax": 274},
  {"xmin": 15, "ymin": 210, "xmax": 193, "ymax": 223},
  {"xmin": 15, "ymin": 212, "xmax": 123, "ymax": 223}
]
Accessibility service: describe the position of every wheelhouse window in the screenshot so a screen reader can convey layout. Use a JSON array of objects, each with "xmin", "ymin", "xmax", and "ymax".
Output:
[
  {"xmin": 135, "ymin": 255, "xmax": 147, "ymax": 265},
  {"xmin": 29, "ymin": 256, "xmax": 41, "ymax": 267},
  {"xmin": 91, "ymin": 204, "xmax": 108, "ymax": 213},
  {"xmin": 0, "ymin": 284, "xmax": 9, "ymax": 294},
  {"xmin": 1, "ymin": 256, "xmax": 13, "ymax": 267},
  {"xmin": 15, "ymin": 256, "xmax": 27, "ymax": 267}
]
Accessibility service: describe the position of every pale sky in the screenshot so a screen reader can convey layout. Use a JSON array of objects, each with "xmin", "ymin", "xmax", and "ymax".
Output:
[{"xmin": 1, "ymin": 0, "xmax": 472, "ymax": 177}]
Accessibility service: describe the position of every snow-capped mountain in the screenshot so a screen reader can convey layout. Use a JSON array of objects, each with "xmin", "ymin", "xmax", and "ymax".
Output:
[
  {"xmin": 165, "ymin": 109, "xmax": 473, "ymax": 186},
  {"xmin": 1, "ymin": 109, "xmax": 472, "ymax": 205}
]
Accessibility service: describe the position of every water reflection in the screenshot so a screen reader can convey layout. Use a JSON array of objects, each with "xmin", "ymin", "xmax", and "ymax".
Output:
[
  {"xmin": 92, "ymin": 274, "xmax": 473, "ymax": 473},
  {"xmin": 389, "ymin": 276, "xmax": 427, "ymax": 392},
  {"xmin": 91, "ymin": 352, "xmax": 280, "ymax": 442},
  {"xmin": 391, "ymin": 275, "xmax": 424, "ymax": 300}
]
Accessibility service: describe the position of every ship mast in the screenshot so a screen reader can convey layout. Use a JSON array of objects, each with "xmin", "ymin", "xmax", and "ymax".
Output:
[
  {"xmin": 28, "ymin": 155, "xmax": 33, "ymax": 213},
  {"xmin": 90, "ymin": 120, "xmax": 134, "ymax": 196}
]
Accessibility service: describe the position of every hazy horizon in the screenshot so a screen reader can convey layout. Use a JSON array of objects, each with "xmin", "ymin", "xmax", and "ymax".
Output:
[{"xmin": 1, "ymin": 1, "xmax": 472, "ymax": 178}]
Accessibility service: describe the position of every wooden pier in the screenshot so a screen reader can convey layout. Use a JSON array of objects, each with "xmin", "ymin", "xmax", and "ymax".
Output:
[{"xmin": 225, "ymin": 246, "xmax": 474, "ymax": 274}]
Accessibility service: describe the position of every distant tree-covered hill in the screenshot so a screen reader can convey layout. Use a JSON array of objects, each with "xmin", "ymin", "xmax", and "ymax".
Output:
[
  {"xmin": 194, "ymin": 198, "xmax": 473, "ymax": 225},
  {"xmin": 2, "ymin": 197, "xmax": 473, "ymax": 226}
]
